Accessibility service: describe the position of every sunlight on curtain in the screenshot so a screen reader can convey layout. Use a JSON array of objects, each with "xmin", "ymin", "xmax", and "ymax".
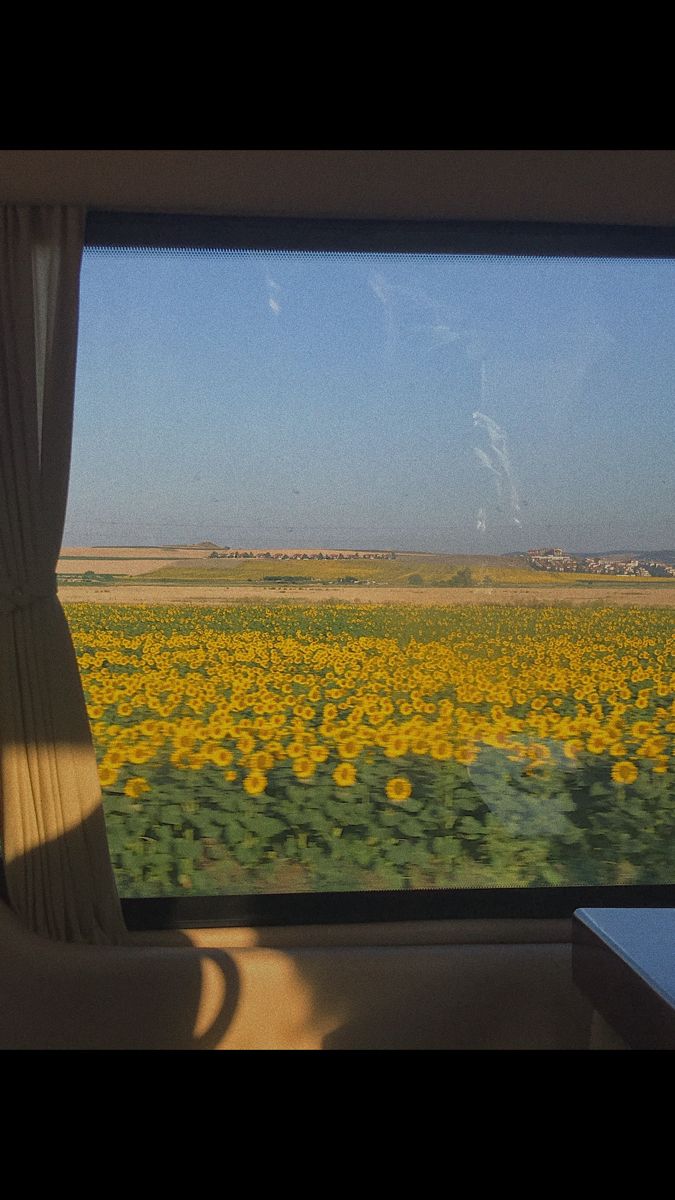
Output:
[{"xmin": 0, "ymin": 206, "xmax": 127, "ymax": 943}]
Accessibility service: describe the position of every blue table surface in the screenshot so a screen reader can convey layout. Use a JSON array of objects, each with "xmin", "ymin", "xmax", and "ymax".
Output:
[{"xmin": 574, "ymin": 908, "xmax": 675, "ymax": 1008}]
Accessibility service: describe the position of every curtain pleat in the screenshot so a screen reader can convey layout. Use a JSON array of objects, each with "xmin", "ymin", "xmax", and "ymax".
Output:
[{"xmin": 0, "ymin": 206, "xmax": 128, "ymax": 943}]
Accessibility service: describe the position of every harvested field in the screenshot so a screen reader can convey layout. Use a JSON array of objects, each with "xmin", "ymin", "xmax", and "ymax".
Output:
[
  {"xmin": 60, "ymin": 545, "xmax": 220, "ymax": 559},
  {"xmin": 56, "ymin": 582, "xmax": 675, "ymax": 607},
  {"xmin": 57, "ymin": 558, "xmax": 180, "ymax": 576},
  {"xmin": 60, "ymin": 545, "xmax": 395, "ymax": 560}
]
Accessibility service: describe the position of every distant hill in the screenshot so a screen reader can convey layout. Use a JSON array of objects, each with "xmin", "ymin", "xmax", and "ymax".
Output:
[
  {"xmin": 587, "ymin": 550, "xmax": 675, "ymax": 563},
  {"xmin": 140, "ymin": 551, "xmax": 559, "ymax": 587}
]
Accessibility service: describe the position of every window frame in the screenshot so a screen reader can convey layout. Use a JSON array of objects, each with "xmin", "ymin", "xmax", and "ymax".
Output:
[{"xmin": 78, "ymin": 209, "xmax": 675, "ymax": 930}]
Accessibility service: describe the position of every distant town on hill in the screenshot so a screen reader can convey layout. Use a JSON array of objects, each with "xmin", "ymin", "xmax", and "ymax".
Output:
[{"xmin": 521, "ymin": 548, "xmax": 675, "ymax": 577}]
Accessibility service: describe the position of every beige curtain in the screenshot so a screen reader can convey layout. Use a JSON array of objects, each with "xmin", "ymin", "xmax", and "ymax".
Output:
[{"xmin": 0, "ymin": 206, "xmax": 128, "ymax": 943}]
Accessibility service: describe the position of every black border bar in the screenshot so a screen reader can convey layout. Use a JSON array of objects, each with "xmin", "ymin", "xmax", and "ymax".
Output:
[{"xmin": 84, "ymin": 211, "xmax": 675, "ymax": 258}]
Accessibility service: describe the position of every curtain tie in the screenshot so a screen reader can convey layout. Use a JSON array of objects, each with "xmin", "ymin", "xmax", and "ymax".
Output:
[{"xmin": 0, "ymin": 575, "xmax": 58, "ymax": 615}]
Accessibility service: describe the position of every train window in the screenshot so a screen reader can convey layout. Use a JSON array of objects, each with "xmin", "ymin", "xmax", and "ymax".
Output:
[{"xmin": 61, "ymin": 213, "xmax": 675, "ymax": 926}]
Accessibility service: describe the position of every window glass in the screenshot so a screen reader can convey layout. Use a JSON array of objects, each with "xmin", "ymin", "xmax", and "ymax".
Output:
[{"xmin": 63, "ymin": 245, "xmax": 675, "ymax": 899}]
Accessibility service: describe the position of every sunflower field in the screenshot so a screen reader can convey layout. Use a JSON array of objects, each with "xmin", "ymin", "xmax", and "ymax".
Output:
[{"xmin": 64, "ymin": 602, "xmax": 675, "ymax": 896}]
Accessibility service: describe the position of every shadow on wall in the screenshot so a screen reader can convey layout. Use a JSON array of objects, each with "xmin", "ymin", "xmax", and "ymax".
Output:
[
  {"xmin": 0, "ymin": 813, "xmax": 240, "ymax": 1050},
  {"xmin": 296, "ymin": 941, "xmax": 593, "ymax": 1050}
]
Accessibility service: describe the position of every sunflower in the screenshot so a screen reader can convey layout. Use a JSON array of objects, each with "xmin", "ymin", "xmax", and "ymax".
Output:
[
  {"xmin": 293, "ymin": 757, "xmax": 317, "ymax": 780},
  {"xmin": 250, "ymin": 749, "xmax": 275, "ymax": 771},
  {"xmin": 124, "ymin": 776, "xmax": 151, "ymax": 799},
  {"xmin": 243, "ymin": 770, "xmax": 267, "ymax": 796},
  {"xmin": 309, "ymin": 744, "xmax": 329, "ymax": 763},
  {"xmin": 97, "ymin": 763, "xmax": 118, "ymax": 787},
  {"xmin": 611, "ymin": 760, "xmax": 638, "ymax": 785},
  {"xmin": 455, "ymin": 744, "xmax": 477, "ymax": 766},
  {"xmin": 337, "ymin": 737, "xmax": 362, "ymax": 760},
  {"xmin": 211, "ymin": 746, "xmax": 234, "ymax": 767},
  {"xmin": 383, "ymin": 733, "xmax": 409, "ymax": 759},
  {"xmin": 586, "ymin": 733, "xmax": 609, "ymax": 755},
  {"xmin": 333, "ymin": 762, "xmax": 357, "ymax": 787},
  {"xmin": 430, "ymin": 739, "xmax": 453, "ymax": 761},
  {"xmin": 385, "ymin": 776, "xmax": 412, "ymax": 803}
]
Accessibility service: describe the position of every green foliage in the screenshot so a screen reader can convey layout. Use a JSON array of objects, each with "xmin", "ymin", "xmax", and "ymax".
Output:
[
  {"xmin": 100, "ymin": 741, "xmax": 675, "ymax": 896},
  {"xmin": 450, "ymin": 567, "xmax": 475, "ymax": 587}
]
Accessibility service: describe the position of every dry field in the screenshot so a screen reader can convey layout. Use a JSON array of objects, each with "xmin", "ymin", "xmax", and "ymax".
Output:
[
  {"xmin": 57, "ymin": 558, "xmax": 182, "ymax": 576},
  {"xmin": 60, "ymin": 546, "xmax": 220, "ymax": 559},
  {"xmin": 56, "ymin": 582, "xmax": 675, "ymax": 607},
  {"xmin": 58, "ymin": 545, "xmax": 220, "ymax": 576},
  {"xmin": 58, "ymin": 545, "xmax": 396, "ymax": 578},
  {"xmin": 58, "ymin": 546, "xmax": 675, "ymax": 607}
]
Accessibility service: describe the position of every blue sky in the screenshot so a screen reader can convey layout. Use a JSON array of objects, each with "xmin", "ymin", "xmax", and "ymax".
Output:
[{"xmin": 64, "ymin": 248, "xmax": 675, "ymax": 554}]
